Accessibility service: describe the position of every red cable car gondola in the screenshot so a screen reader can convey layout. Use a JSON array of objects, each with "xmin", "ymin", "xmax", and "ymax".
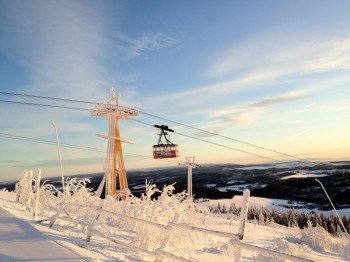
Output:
[{"xmin": 153, "ymin": 125, "xmax": 180, "ymax": 159}]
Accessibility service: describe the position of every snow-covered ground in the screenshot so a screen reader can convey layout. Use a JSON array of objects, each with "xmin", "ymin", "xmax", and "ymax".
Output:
[
  {"xmin": 217, "ymin": 183, "xmax": 267, "ymax": 192},
  {"xmin": 281, "ymin": 173, "xmax": 329, "ymax": 180},
  {"xmin": 0, "ymin": 187, "xmax": 349, "ymax": 261},
  {"xmin": 204, "ymin": 196, "xmax": 350, "ymax": 217},
  {"xmin": 235, "ymin": 161, "xmax": 321, "ymax": 170},
  {"xmin": 0, "ymin": 206, "xmax": 87, "ymax": 261},
  {"xmin": 279, "ymin": 169, "xmax": 348, "ymax": 180}
]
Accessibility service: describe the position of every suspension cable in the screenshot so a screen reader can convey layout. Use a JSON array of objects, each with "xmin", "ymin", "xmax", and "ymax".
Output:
[
  {"xmin": 0, "ymin": 132, "xmax": 179, "ymax": 164},
  {"xmin": 0, "ymin": 92, "xmax": 321, "ymax": 164},
  {"xmin": 131, "ymin": 118, "xmax": 280, "ymax": 162}
]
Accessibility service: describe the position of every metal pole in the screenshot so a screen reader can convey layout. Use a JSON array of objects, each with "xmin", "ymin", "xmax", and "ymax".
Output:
[
  {"xmin": 315, "ymin": 179, "xmax": 347, "ymax": 233},
  {"xmin": 51, "ymin": 122, "xmax": 65, "ymax": 193},
  {"xmin": 188, "ymin": 165, "xmax": 193, "ymax": 198}
]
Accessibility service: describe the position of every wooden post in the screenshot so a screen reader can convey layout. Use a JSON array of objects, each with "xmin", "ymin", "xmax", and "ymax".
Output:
[
  {"xmin": 234, "ymin": 246, "xmax": 242, "ymax": 262},
  {"xmin": 86, "ymin": 202, "xmax": 105, "ymax": 242},
  {"xmin": 154, "ymin": 213, "xmax": 181, "ymax": 262},
  {"xmin": 16, "ymin": 171, "xmax": 27, "ymax": 203},
  {"xmin": 33, "ymin": 169, "xmax": 41, "ymax": 219},
  {"xmin": 49, "ymin": 204, "xmax": 65, "ymax": 228},
  {"xmin": 238, "ymin": 189, "xmax": 250, "ymax": 240},
  {"xmin": 26, "ymin": 170, "xmax": 34, "ymax": 210}
]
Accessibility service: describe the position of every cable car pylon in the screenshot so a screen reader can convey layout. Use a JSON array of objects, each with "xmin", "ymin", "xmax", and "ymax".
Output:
[
  {"xmin": 90, "ymin": 87, "xmax": 139, "ymax": 198},
  {"xmin": 179, "ymin": 156, "xmax": 200, "ymax": 200}
]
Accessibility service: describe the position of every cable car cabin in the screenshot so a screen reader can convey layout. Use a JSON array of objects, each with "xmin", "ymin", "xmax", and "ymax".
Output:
[
  {"xmin": 153, "ymin": 124, "xmax": 180, "ymax": 159},
  {"xmin": 153, "ymin": 144, "xmax": 179, "ymax": 159}
]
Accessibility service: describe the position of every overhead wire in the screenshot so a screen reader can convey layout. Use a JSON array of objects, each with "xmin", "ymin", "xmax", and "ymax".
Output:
[
  {"xmin": 0, "ymin": 132, "xmax": 179, "ymax": 164},
  {"xmin": 0, "ymin": 91, "xmax": 96, "ymax": 104},
  {"xmin": 0, "ymin": 91, "xmax": 315, "ymax": 163},
  {"xmin": 131, "ymin": 118, "xmax": 280, "ymax": 162},
  {"xmin": 139, "ymin": 111, "xmax": 312, "ymax": 162},
  {"xmin": 0, "ymin": 99, "xmax": 89, "ymax": 111},
  {"xmin": 0, "ymin": 99, "xmax": 289, "ymax": 190},
  {"xmin": 0, "ymin": 107, "xmax": 344, "ymax": 203},
  {"xmin": 132, "ymin": 119, "xmax": 349, "ymax": 205},
  {"xmin": 0, "ymin": 132, "xmax": 102, "ymax": 152},
  {"xmin": 0, "ymin": 98, "xmax": 283, "ymax": 162}
]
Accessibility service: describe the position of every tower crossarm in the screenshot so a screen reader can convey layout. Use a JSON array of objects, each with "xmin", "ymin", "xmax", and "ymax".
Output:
[{"xmin": 90, "ymin": 103, "xmax": 139, "ymax": 118}]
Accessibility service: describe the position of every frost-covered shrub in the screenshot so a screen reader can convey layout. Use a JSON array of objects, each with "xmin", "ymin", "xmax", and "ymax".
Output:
[
  {"xmin": 39, "ymin": 183, "xmax": 60, "ymax": 210},
  {"xmin": 301, "ymin": 221, "xmax": 331, "ymax": 252},
  {"xmin": 281, "ymin": 221, "xmax": 350, "ymax": 259},
  {"xmin": 101, "ymin": 181, "xmax": 209, "ymax": 252},
  {"xmin": 273, "ymin": 238, "xmax": 314, "ymax": 260},
  {"xmin": 38, "ymin": 179, "xmax": 211, "ymax": 253},
  {"xmin": 32, "ymin": 178, "xmax": 228, "ymax": 257},
  {"xmin": 304, "ymin": 226, "xmax": 350, "ymax": 258}
]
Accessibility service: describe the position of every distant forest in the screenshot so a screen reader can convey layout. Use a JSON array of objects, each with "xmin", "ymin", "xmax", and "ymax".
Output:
[{"xmin": 210, "ymin": 203, "xmax": 350, "ymax": 235}]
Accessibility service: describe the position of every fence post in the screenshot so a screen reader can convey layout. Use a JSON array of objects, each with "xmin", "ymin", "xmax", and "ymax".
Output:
[
  {"xmin": 18, "ymin": 171, "xmax": 27, "ymax": 205},
  {"xmin": 238, "ymin": 189, "xmax": 250, "ymax": 240},
  {"xmin": 86, "ymin": 202, "xmax": 105, "ymax": 242},
  {"xmin": 228, "ymin": 238, "xmax": 242, "ymax": 262},
  {"xmin": 32, "ymin": 169, "xmax": 41, "ymax": 219},
  {"xmin": 234, "ymin": 245, "xmax": 242, "ymax": 262},
  {"xmin": 26, "ymin": 170, "xmax": 34, "ymax": 211},
  {"xmin": 154, "ymin": 213, "xmax": 181, "ymax": 262},
  {"xmin": 15, "ymin": 182, "xmax": 20, "ymax": 203},
  {"xmin": 16, "ymin": 171, "xmax": 26, "ymax": 203},
  {"xmin": 227, "ymin": 190, "xmax": 249, "ymax": 262},
  {"xmin": 49, "ymin": 203, "xmax": 65, "ymax": 228}
]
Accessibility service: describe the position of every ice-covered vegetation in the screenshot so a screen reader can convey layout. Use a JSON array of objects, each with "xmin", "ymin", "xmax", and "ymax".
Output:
[
  {"xmin": 19, "ymin": 177, "xmax": 214, "ymax": 257},
  {"xmin": 8, "ymin": 174, "xmax": 349, "ymax": 261},
  {"xmin": 274, "ymin": 222, "xmax": 350, "ymax": 260}
]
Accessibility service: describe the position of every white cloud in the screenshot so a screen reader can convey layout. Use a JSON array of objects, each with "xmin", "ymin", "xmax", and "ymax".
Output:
[
  {"xmin": 256, "ymin": 100, "xmax": 350, "ymax": 125},
  {"xmin": 140, "ymin": 32, "xmax": 350, "ymax": 127},
  {"xmin": 0, "ymin": 1, "xmax": 133, "ymax": 154},
  {"xmin": 209, "ymin": 33, "xmax": 350, "ymax": 78},
  {"xmin": 141, "ymin": 68, "xmax": 289, "ymax": 109},
  {"xmin": 115, "ymin": 32, "xmax": 175, "ymax": 57},
  {"xmin": 293, "ymin": 129, "xmax": 311, "ymax": 138},
  {"xmin": 0, "ymin": 0, "xmax": 116, "ymax": 101},
  {"xmin": 216, "ymin": 89, "xmax": 308, "ymax": 125}
]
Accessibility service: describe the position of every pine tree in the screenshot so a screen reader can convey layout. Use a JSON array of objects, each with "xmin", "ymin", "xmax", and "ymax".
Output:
[{"xmin": 258, "ymin": 210, "xmax": 265, "ymax": 225}]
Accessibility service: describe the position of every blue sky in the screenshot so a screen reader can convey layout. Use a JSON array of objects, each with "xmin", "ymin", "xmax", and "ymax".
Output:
[{"xmin": 1, "ymin": 0, "xmax": 350, "ymax": 181}]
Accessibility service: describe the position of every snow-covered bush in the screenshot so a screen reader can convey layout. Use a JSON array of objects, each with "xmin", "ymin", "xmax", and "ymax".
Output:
[
  {"xmin": 300, "ymin": 221, "xmax": 332, "ymax": 252},
  {"xmin": 39, "ymin": 178, "xmax": 95, "ymax": 211},
  {"xmin": 101, "ymin": 181, "xmax": 209, "ymax": 252},
  {"xmin": 272, "ymin": 237, "xmax": 314, "ymax": 260},
  {"xmin": 35, "ymin": 178, "xmax": 211, "ymax": 255},
  {"xmin": 276, "ymin": 221, "xmax": 350, "ymax": 259}
]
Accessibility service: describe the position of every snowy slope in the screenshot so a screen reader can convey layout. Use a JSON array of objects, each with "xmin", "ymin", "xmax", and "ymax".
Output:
[
  {"xmin": 1, "ymin": 190, "xmax": 349, "ymax": 261},
  {"xmin": 0, "ymin": 206, "xmax": 87, "ymax": 261},
  {"xmin": 204, "ymin": 196, "xmax": 350, "ymax": 217}
]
